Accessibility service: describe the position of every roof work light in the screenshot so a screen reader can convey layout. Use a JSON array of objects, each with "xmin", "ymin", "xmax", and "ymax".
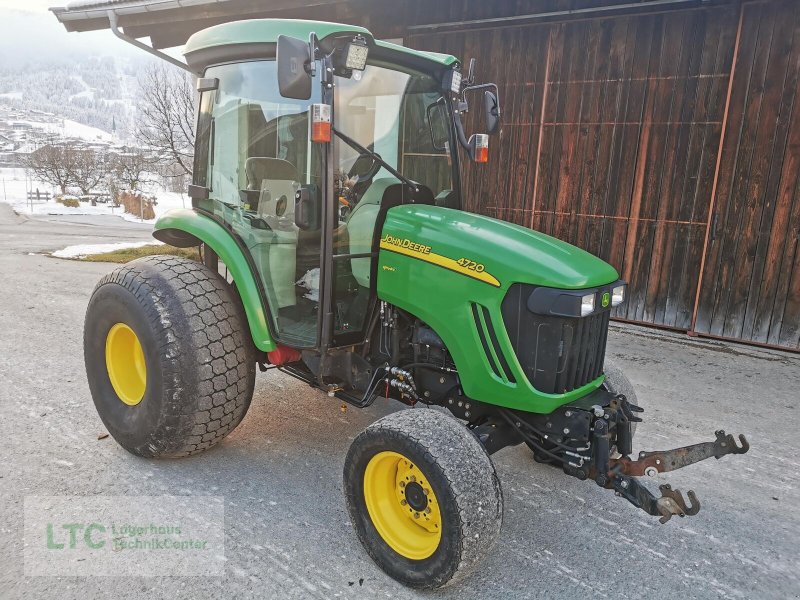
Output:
[{"xmin": 334, "ymin": 37, "xmax": 369, "ymax": 73}]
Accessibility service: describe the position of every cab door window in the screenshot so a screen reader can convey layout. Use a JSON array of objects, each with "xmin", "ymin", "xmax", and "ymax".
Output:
[{"xmin": 202, "ymin": 60, "xmax": 324, "ymax": 348}]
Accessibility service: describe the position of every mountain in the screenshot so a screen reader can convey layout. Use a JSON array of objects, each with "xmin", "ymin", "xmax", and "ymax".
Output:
[{"xmin": 0, "ymin": 9, "xmax": 153, "ymax": 140}]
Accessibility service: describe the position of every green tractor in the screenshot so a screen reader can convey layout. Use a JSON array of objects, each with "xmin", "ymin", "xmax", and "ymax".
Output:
[{"xmin": 84, "ymin": 19, "xmax": 750, "ymax": 589}]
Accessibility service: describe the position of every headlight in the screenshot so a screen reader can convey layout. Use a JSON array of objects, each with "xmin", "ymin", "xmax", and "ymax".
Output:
[
  {"xmin": 611, "ymin": 284, "xmax": 626, "ymax": 306},
  {"xmin": 580, "ymin": 293, "xmax": 595, "ymax": 316}
]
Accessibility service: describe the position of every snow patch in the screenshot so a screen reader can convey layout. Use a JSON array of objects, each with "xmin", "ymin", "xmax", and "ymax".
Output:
[{"xmin": 52, "ymin": 240, "xmax": 163, "ymax": 259}]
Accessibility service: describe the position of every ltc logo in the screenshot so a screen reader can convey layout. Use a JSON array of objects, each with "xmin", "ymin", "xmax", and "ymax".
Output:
[{"xmin": 601, "ymin": 292, "xmax": 610, "ymax": 308}]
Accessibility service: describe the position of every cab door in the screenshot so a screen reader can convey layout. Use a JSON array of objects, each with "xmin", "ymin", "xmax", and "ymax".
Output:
[{"xmin": 195, "ymin": 59, "xmax": 325, "ymax": 349}]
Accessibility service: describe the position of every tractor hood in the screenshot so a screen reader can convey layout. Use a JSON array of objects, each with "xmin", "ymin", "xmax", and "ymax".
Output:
[{"xmin": 379, "ymin": 204, "xmax": 618, "ymax": 291}]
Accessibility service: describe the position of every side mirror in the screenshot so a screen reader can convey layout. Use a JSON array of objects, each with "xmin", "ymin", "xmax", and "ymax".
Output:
[
  {"xmin": 484, "ymin": 91, "xmax": 501, "ymax": 136},
  {"xmin": 277, "ymin": 35, "xmax": 312, "ymax": 100},
  {"xmin": 294, "ymin": 185, "xmax": 321, "ymax": 231}
]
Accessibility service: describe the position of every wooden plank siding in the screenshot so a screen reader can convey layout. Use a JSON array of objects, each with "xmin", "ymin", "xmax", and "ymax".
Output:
[
  {"xmin": 693, "ymin": 0, "xmax": 800, "ymax": 349},
  {"xmin": 398, "ymin": 0, "xmax": 800, "ymax": 351}
]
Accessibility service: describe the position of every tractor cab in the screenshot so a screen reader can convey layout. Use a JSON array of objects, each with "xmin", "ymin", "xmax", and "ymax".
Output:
[{"xmin": 179, "ymin": 20, "xmax": 497, "ymax": 354}]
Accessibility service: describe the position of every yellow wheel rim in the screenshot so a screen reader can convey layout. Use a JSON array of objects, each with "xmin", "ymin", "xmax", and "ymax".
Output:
[
  {"xmin": 363, "ymin": 451, "xmax": 442, "ymax": 560},
  {"xmin": 105, "ymin": 323, "xmax": 147, "ymax": 406}
]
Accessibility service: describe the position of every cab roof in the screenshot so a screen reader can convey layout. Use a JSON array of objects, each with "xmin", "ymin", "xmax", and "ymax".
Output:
[{"xmin": 183, "ymin": 19, "xmax": 459, "ymax": 73}]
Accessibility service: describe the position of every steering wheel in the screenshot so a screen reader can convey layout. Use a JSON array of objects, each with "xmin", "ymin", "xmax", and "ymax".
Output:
[
  {"xmin": 346, "ymin": 152, "xmax": 383, "ymax": 204},
  {"xmin": 348, "ymin": 152, "xmax": 382, "ymax": 180}
]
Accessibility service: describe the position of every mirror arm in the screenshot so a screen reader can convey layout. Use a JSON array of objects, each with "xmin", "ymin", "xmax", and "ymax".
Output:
[
  {"xmin": 461, "ymin": 82, "xmax": 498, "ymax": 95},
  {"xmin": 307, "ymin": 32, "xmax": 319, "ymax": 77},
  {"xmin": 453, "ymin": 106, "xmax": 474, "ymax": 160}
]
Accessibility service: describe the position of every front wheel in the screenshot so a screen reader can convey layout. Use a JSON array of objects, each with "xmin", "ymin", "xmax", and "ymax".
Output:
[{"xmin": 343, "ymin": 409, "xmax": 503, "ymax": 589}]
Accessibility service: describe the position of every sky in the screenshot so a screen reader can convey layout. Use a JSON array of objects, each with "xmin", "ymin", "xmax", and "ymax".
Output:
[
  {"xmin": 0, "ymin": 0, "xmax": 182, "ymax": 64},
  {"xmin": 0, "ymin": 0, "xmax": 59, "ymax": 12}
]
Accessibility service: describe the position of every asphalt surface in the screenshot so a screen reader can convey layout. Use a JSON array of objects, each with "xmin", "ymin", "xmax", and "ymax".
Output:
[{"xmin": 1, "ymin": 203, "xmax": 798, "ymax": 599}]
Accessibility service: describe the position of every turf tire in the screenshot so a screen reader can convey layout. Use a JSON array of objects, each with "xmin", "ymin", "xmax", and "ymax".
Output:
[
  {"xmin": 343, "ymin": 409, "xmax": 503, "ymax": 589},
  {"xmin": 83, "ymin": 255, "xmax": 255, "ymax": 458}
]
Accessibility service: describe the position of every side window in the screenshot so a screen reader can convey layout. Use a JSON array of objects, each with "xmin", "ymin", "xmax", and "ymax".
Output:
[
  {"xmin": 193, "ymin": 90, "xmax": 214, "ymax": 197},
  {"xmin": 400, "ymin": 91, "xmax": 453, "ymax": 198}
]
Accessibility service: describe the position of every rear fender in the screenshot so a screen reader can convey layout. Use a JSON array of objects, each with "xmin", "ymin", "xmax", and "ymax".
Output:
[{"xmin": 153, "ymin": 208, "xmax": 276, "ymax": 352}]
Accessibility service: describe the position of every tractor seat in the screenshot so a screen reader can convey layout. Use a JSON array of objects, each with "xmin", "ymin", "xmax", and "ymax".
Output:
[{"xmin": 245, "ymin": 157, "xmax": 298, "ymax": 189}]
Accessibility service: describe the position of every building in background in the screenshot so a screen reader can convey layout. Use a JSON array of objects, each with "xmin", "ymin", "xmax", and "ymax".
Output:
[{"xmin": 52, "ymin": 0, "xmax": 800, "ymax": 352}]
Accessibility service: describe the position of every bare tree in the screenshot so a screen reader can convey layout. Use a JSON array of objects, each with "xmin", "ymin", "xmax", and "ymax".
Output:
[
  {"xmin": 67, "ymin": 149, "xmax": 106, "ymax": 195},
  {"xmin": 24, "ymin": 143, "xmax": 76, "ymax": 194},
  {"xmin": 136, "ymin": 63, "xmax": 195, "ymax": 177},
  {"xmin": 112, "ymin": 147, "xmax": 153, "ymax": 191}
]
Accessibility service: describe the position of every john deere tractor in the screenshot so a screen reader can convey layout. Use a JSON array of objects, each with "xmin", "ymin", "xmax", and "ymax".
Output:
[{"xmin": 83, "ymin": 19, "xmax": 749, "ymax": 589}]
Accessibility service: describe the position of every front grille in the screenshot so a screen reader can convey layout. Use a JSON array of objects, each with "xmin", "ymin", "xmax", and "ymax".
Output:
[{"xmin": 501, "ymin": 284, "xmax": 610, "ymax": 394}]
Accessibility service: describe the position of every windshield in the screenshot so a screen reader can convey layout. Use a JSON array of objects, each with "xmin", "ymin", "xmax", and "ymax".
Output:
[{"xmin": 333, "ymin": 65, "xmax": 453, "ymax": 203}]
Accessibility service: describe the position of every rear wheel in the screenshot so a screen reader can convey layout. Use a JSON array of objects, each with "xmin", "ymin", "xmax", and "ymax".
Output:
[
  {"xmin": 83, "ymin": 255, "xmax": 255, "ymax": 458},
  {"xmin": 343, "ymin": 409, "xmax": 503, "ymax": 589}
]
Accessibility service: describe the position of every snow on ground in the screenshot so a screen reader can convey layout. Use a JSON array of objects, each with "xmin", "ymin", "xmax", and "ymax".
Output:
[
  {"xmin": 0, "ymin": 167, "xmax": 188, "ymax": 224},
  {"xmin": 60, "ymin": 118, "xmax": 114, "ymax": 143},
  {"xmin": 51, "ymin": 240, "xmax": 163, "ymax": 259}
]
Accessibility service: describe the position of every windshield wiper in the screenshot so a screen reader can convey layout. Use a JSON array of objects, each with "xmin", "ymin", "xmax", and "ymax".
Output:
[{"xmin": 332, "ymin": 127, "xmax": 419, "ymax": 192}]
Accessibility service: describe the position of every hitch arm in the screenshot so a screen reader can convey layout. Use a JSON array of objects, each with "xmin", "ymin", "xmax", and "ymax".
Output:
[
  {"xmin": 610, "ymin": 430, "xmax": 749, "ymax": 477},
  {"xmin": 597, "ymin": 430, "xmax": 748, "ymax": 523},
  {"xmin": 612, "ymin": 476, "xmax": 701, "ymax": 524}
]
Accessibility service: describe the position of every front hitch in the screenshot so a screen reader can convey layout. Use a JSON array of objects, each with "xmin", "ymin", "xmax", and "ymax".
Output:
[
  {"xmin": 497, "ymin": 394, "xmax": 750, "ymax": 523},
  {"xmin": 601, "ymin": 429, "xmax": 748, "ymax": 522},
  {"xmin": 590, "ymin": 398, "xmax": 750, "ymax": 523}
]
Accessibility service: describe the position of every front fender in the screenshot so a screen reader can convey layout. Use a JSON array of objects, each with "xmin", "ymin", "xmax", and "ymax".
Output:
[{"xmin": 153, "ymin": 208, "xmax": 276, "ymax": 352}]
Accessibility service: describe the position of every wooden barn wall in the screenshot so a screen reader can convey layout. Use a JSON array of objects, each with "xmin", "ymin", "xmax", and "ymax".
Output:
[
  {"xmin": 692, "ymin": 0, "xmax": 800, "ymax": 349},
  {"xmin": 396, "ymin": 0, "xmax": 800, "ymax": 350}
]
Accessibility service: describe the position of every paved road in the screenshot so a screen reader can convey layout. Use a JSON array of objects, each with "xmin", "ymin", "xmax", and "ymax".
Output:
[{"xmin": 1, "ymin": 203, "xmax": 798, "ymax": 599}]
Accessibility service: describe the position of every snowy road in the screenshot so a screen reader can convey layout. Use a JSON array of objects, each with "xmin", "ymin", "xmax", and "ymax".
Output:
[{"xmin": 0, "ymin": 204, "xmax": 798, "ymax": 599}]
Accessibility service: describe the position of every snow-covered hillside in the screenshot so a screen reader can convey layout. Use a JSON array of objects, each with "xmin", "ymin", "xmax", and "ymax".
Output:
[{"xmin": 0, "ymin": 11, "xmax": 147, "ymax": 141}]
